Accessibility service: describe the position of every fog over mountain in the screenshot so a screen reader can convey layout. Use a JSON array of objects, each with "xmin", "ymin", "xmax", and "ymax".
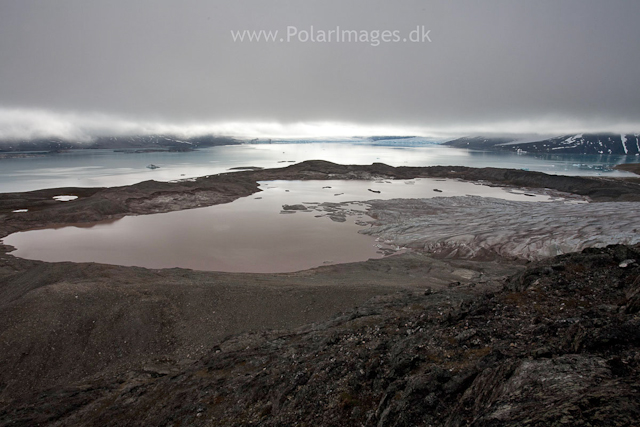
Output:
[{"xmin": 1, "ymin": 1, "xmax": 639, "ymax": 140}]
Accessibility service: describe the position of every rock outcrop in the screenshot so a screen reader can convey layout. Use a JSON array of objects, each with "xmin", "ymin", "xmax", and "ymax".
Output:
[{"xmin": 1, "ymin": 244, "xmax": 638, "ymax": 426}]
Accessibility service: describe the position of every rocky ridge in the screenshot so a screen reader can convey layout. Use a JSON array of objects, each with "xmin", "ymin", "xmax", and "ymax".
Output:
[{"xmin": 1, "ymin": 244, "xmax": 638, "ymax": 426}]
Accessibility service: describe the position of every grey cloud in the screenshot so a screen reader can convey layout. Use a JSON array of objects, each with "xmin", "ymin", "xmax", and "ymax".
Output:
[{"xmin": 0, "ymin": 0, "xmax": 639, "ymax": 138}]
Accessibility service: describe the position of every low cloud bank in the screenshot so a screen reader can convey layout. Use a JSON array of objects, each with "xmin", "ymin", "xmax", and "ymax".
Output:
[{"xmin": 0, "ymin": 107, "xmax": 638, "ymax": 142}]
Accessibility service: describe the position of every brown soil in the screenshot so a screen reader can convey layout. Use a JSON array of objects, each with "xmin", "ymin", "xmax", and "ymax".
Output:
[
  {"xmin": 0, "ymin": 161, "xmax": 639, "ymax": 425},
  {"xmin": 2, "ymin": 244, "xmax": 638, "ymax": 426},
  {"xmin": 615, "ymin": 162, "xmax": 640, "ymax": 176}
]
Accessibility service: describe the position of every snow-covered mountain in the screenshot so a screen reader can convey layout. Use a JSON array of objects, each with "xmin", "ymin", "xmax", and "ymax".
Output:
[{"xmin": 445, "ymin": 133, "xmax": 640, "ymax": 155}]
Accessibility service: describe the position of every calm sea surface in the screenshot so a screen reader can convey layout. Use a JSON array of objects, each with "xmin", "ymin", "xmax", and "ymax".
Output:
[{"xmin": 1, "ymin": 142, "xmax": 638, "ymax": 193}]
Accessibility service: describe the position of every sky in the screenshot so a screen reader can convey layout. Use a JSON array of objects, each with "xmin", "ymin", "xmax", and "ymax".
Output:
[{"xmin": 1, "ymin": 0, "xmax": 639, "ymax": 140}]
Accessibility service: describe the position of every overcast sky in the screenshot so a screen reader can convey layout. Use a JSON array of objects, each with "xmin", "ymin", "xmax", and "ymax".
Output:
[{"xmin": 1, "ymin": 0, "xmax": 639, "ymax": 140}]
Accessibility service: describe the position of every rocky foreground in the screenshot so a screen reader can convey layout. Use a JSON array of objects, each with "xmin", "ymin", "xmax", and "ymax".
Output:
[
  {"xmin": 1, "ymin": 244, "xmax": 638, "ymax": 426},
  {"xmin": 1, "ymin": 161, "xmax": 640, "ymax": 426}
]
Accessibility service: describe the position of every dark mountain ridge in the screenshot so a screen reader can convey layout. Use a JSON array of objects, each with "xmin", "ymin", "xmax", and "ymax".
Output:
[
  {"xmin": 445, "ymin": 133, "xmax": 640, "ymax": 156},
  {"xmin": 0, "ymin": 135, "xmax": 239, "ymax": 153}
]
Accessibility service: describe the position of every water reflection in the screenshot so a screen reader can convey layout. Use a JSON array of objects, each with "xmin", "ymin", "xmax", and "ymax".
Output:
[
  {"xmin": 4, "ymin": 178, "xmax": 560, "ymax": 273},
  {"xmin": 1, "ymin": 143, "xmax": 638, "ymax": 193}
]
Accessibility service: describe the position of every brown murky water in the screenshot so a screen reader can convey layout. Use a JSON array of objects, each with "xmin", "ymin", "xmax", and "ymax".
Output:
[{"xmin": 3, "ymin": 179, "xmax": 555, "ymax": 273}]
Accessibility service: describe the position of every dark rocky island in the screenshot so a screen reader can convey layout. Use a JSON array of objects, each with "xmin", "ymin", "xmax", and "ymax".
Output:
[{"xmin": 0, "ymin": 161, "xmax": 639, "ymax": 426}]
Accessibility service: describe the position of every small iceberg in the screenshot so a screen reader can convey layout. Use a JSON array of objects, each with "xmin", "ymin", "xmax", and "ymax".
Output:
[
  {"xmin": 12, "ymin": 209, "xmax": 28, "ymax": 213},
  {"xmin": 53, "ymin": 195, "xmax": 78, "ymax": 202}
]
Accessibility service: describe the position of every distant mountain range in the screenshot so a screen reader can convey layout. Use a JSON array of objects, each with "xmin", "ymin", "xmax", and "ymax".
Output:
[
  {"xmin": 3, "ymin": 133, "xmax": 640, "ymax": 156},
  {"xmin": 0, "ymin": 135, "xmax": 239, "ymax": 153},
  {"xmin": 444, "ymin": 133, "xmax": 640, "ymax": 156},
  {"xmin": 367, "ymin": 135, "xmax": 416, "ymax": 142}
]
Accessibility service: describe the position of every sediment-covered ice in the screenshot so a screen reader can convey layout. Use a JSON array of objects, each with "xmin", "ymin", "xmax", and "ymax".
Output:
[{"xmin": 357, "ymin": 196, "xmax": 640, "ymax": 260}]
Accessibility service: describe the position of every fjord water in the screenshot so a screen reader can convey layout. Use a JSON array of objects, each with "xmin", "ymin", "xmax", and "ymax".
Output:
[
  {"xmin": 3, "ymin": 178, "xmax": 556, "ymax": 273},
  {"xmin": 1, "ymin": 142, "xmax": 638, "ymax": 193}
]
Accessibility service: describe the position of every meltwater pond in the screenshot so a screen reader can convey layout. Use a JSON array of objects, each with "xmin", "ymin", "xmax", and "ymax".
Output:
[{"xmin": 3, "ymin": 178, "xmax": 563, "ymax": 273}]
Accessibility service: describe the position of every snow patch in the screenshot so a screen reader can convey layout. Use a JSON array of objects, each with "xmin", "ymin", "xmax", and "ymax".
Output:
[
  {"xmin": 621, "ymin": 134, "xmax": 628, "ymax": 154},
  {"xmin": 53, "ymin": 195, "xmax": 78, "ymax": 202},
  {"xmin": 562, "ymin": 134, "xmax": 583, "ymax": 145},
  {"xmin": 493, "ymin": 134, "xmax": 557, "ymax": 146}
]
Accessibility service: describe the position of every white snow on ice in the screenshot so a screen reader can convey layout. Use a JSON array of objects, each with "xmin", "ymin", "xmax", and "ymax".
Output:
[{"xmin": 52, "ymin": 195, "xmax": 78, "ymax": 202}]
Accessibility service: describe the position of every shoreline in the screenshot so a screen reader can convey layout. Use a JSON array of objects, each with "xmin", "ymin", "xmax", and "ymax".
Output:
[
  {"xmin": 3, "ymin": 177, "xmax": 582, "ymax": 273},
  {"xmin": 1, "ymin": 161, "xmax": 640, "ymax": 416},
  {"xmin": 3, "ymin": 160, "xmax": 640, "ymax": 271},
  {"xmin": 3, "ymin": 160, "xmax": 640, "ymax": 241}
]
